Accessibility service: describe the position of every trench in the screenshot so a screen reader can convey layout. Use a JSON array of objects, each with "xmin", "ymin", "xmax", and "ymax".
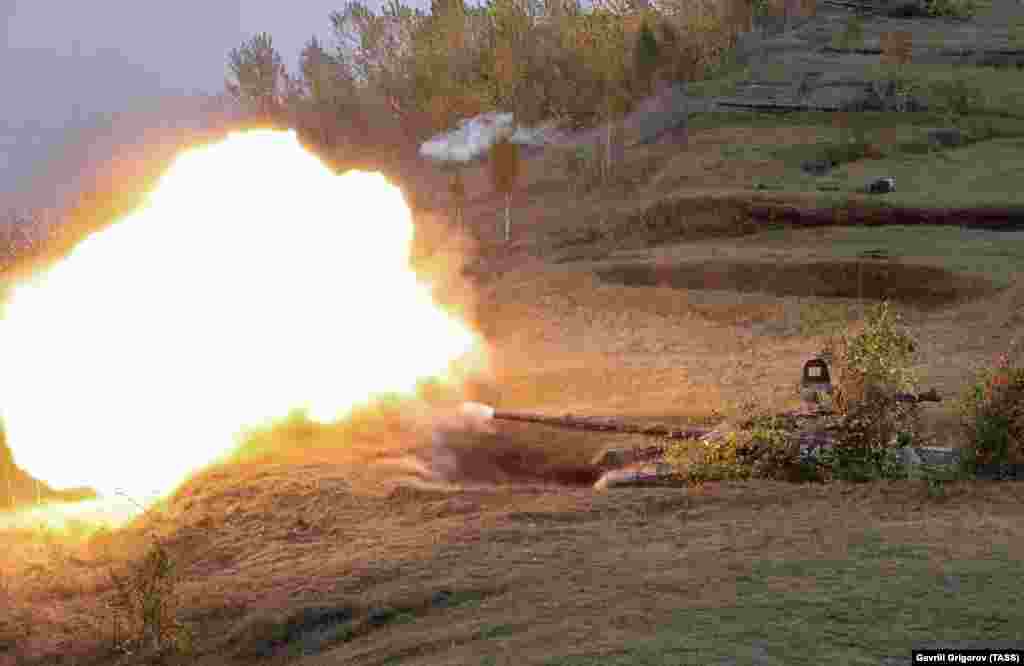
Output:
[{"xmin": 596, "ymin": 259, "xmax": 1000, "ymax": 309}]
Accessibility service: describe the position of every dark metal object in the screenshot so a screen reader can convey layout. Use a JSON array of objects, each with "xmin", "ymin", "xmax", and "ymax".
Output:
[
  {"xmin": 491, "ymin": 410, "xmax": 710, "ymax": 439},
  {"xmin": 866, "ymin": 177, "xmax": 896, "ymax": 194},
  {"xmin": 800, "ymin": 356, "xmax": 834, "ymax": 402},
  {"xmin": 893, "ymin": 388, "xmax": 942, "ymax": 403},
  {"xmin": 801, "ymin": 159, "xmax": 834, "ymax": 176}
]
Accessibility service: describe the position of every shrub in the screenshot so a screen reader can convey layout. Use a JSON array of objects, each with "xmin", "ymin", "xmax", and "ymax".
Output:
[
  {"xmin": 915, "ymin": 456, "xmax": 969, "ymax": 499},
  {"xmin": 957, "ymin": 341, "xmax": 1024, "ymax": 474},
  {"xmin": 822, "ymin": 119, "xmax": 883, "ymax": 164},
  {"xmin": 751, "ymin": 0, "xmax": 773, "ymax": 22},
  {"xmin": 833, "ymin": 14, "xmax": 865, "ymax": 50},
  {"xmin": 927, "ymin": 76, "xmax": 984, "ymax": 119},
  {"xmin": 1011, "ymin": 20, "xmax": 1024, "ymax": 48},
  {"xmin": 925, "ymin": 0, "xmax": 981, "ymax": 19},
  {"xmin": 870, "ymin": 73, "xmax": 927, "ymax": 113},
  {"xmin": 663, "ymin": 427, "xmax": 753, "ymax": 484},
  {"xmin": 670, "ymin": 302, "xmax": 928, "ymax": 485},
  {"xmin": 817, "ymin": 391, "xmax": 919, "ymax": 482},
  {"xmin": 823, "ymin": 137, "xmax": 873, "ymax": 165},
  {"xmin": 633, "ymin": 20, "xmax": 660, "ymax": 97},
  {"xmin": 109, "ymin": 537, "xmax": 193, "ymax": 657},
  {"xmin": 664, "ymin": 400, "xmax": 821, "ymax": 484},
  {"xmin": 817, "ymin": 301, "xmax": 925, "ymax": 481},
  {"xmin": 742, "ymin": 410, "xmax": 823, "ymax": 482},
  {"xmin": 824, "ymin": 301, "xmax": 918, "ymax": 413}
]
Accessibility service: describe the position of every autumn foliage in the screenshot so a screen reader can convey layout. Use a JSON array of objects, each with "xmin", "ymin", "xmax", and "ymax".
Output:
[{"xmin": 224, "ymin": 0, "xmax": 753, "ymax": 167}]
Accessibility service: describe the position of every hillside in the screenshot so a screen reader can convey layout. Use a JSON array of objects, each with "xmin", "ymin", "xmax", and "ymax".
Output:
[{"xmin": 3, "ymin": 0, "xmax": 1024, "ymax": 664}]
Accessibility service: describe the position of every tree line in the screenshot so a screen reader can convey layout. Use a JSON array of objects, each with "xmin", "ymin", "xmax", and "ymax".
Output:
[{"xmin": 224, "ymin": 0, "xmax": 756, "ymax": 170}]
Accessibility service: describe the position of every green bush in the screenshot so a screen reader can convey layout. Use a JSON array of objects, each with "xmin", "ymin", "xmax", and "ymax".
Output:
[
  {"xmin": 822, "ymin": 122, "xmax": 882, "ymax": 164},
  {"xmin": 743, "ymin": 411, "xmax": 823, "ymax": 482},
  {"xmin": 664, "ymin": 401, "xmax": 821, "ymax": 484},
  {"xmin": 957, "ymin": 342, "xmax": 1024, "ymax": 473},
  {"xmin": 663, "ymin": 428, "xmax": 753, "ymax": 484},
  {"xmin": 925, "ymin": 0, "xmax": 981, "ymax": 19},
  {"xmin": 832, "ymin": 15, "xmax": 865, "ymax": 50},
  {"xmin": 927, "ymin": 76, "xmax": 984, "ymax": 118},
  {"xmin": 670, "ymin": 302, "xmax": 931, "ymax": 485},
  {"xmin": 817, "ymin": 392, "xmax": 919, "ymax": 482},
  {"xmin": 822, "ymin": 138, "xmax": 873, "ymax": 165},
  {"xmin": 817, "ymin": 301, "xmax": 926, "ymax": 481},
  {"xmin": 824, "ymin": 301, "xmax": 919, "ymax": 413},
  {"xmin": 633, "ymin": 20, "xmax": 660, "ymax": 97}
]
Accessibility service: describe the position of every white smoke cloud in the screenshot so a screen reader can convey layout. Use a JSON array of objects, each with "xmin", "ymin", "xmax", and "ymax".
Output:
[{"xmin": 418, "ymin": 112, "xmax": 559, "ymax": 164}]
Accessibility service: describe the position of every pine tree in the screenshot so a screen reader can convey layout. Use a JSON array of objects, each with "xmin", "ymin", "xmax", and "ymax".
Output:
[{"xmin": 633, "ymin": 20, "xmax": 660, "ymax": 96}]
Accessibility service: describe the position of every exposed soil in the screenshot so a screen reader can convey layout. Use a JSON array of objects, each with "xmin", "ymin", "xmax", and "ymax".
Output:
[
  {"xmin": 440, "ymin": 434, "xmax": 603, "ymax": 487},
  {"xmin": 426, "ymin": 420, "xmax": 608, "ymax": 488},
  {"xmin": 596, "ymin": 259, "xmax": 1001, "ymax": 309},
  {"xmin": 745, "ymin": 200, "xmax": 1024, "ymax": 230}
]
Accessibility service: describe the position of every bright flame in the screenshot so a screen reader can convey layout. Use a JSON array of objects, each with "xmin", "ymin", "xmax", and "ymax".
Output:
[{"xmin": 0, "ymin": 129, "xmax": 481, "ymax": 505}]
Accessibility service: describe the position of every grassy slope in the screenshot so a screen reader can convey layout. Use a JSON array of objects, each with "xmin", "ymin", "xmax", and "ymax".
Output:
[{"xmin": 5, "ymin": 7, "xmax": 1024, "ymax": 666}]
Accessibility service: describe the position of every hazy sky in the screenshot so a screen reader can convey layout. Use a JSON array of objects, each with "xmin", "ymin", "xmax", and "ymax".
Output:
[{"xmin": 2, "ymin": 0, "xmax": 404, "ymax": 202}]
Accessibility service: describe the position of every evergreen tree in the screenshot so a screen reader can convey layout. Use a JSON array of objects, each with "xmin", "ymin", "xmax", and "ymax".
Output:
[
  {"xmin": 633, "ymin": 20, "xmax": 660, "ymax": 96},
  {"xmin": 226, "ymin": 33, "xmax": 287, "ymax": 125}
]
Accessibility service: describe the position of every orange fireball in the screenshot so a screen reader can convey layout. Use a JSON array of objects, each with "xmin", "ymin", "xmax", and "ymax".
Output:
[{"xmin": 0, "ymin": 129, "xmax": 483, "ymax": 521}]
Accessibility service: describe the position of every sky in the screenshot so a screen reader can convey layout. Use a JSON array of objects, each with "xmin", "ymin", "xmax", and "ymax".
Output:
[{"xmin": 1, "ymin": 0, "xmax": 398, "ymax": 205}]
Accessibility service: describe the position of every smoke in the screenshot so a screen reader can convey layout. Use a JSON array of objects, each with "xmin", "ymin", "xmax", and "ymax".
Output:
[
  {"xmin": 0, "ymin": 130, "xmax": 483, "ymax": 501},
  {"xmin": 418, "ymin": 112, "xmax": 560, "ymax": 164},
  {"xmin": 0, "ymin": 93, "xmax": 249, "ymax": 285},
  {"xmin": 432, "ymin": 401, "xmax": 497, "ymax": 481},
  {"xmin": 380, "ymin": 401, "xmax": 604, "ymax": 492},
  {"xmin": 370, "ymin": 401, "xmax": 497, "ymax": 488},
  {"xmin": 456, "ymin": 401, "xmax": 496, "ymax": 428},
  {"xmin": 7, "ymin": 93, "xmax": 244, "ymax": 212}
]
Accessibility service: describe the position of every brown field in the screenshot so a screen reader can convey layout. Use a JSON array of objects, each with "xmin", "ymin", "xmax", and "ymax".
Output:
[{"xmin": 3, "ymin": 197, "xmax": 1023, "ymax": 663}]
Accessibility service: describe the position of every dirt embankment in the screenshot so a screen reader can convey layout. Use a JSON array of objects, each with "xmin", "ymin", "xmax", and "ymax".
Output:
[
  {"xmin": 597, "ymin": 259, "xmax": 999, "ymax": 309},
  {"xmin": 745, "ymin": 199, "xmax": 1024, "ymax": 230}
]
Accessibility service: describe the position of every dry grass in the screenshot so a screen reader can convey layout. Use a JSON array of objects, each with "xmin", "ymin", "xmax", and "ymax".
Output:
[
  {"xmin": 2, "ymin": 240, "xmax": 1023, "ymax": 663},
  {"xmin": 6, "ymin": 166, "xmax": 1024, "ymax": 663},
  {"xmin": 5, "ymin": 43, "xmax": 1024, "ymax": 662},
  {"xmin": 5, "ymin": 461, "xmax": 1022, "ymax": 664}
]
